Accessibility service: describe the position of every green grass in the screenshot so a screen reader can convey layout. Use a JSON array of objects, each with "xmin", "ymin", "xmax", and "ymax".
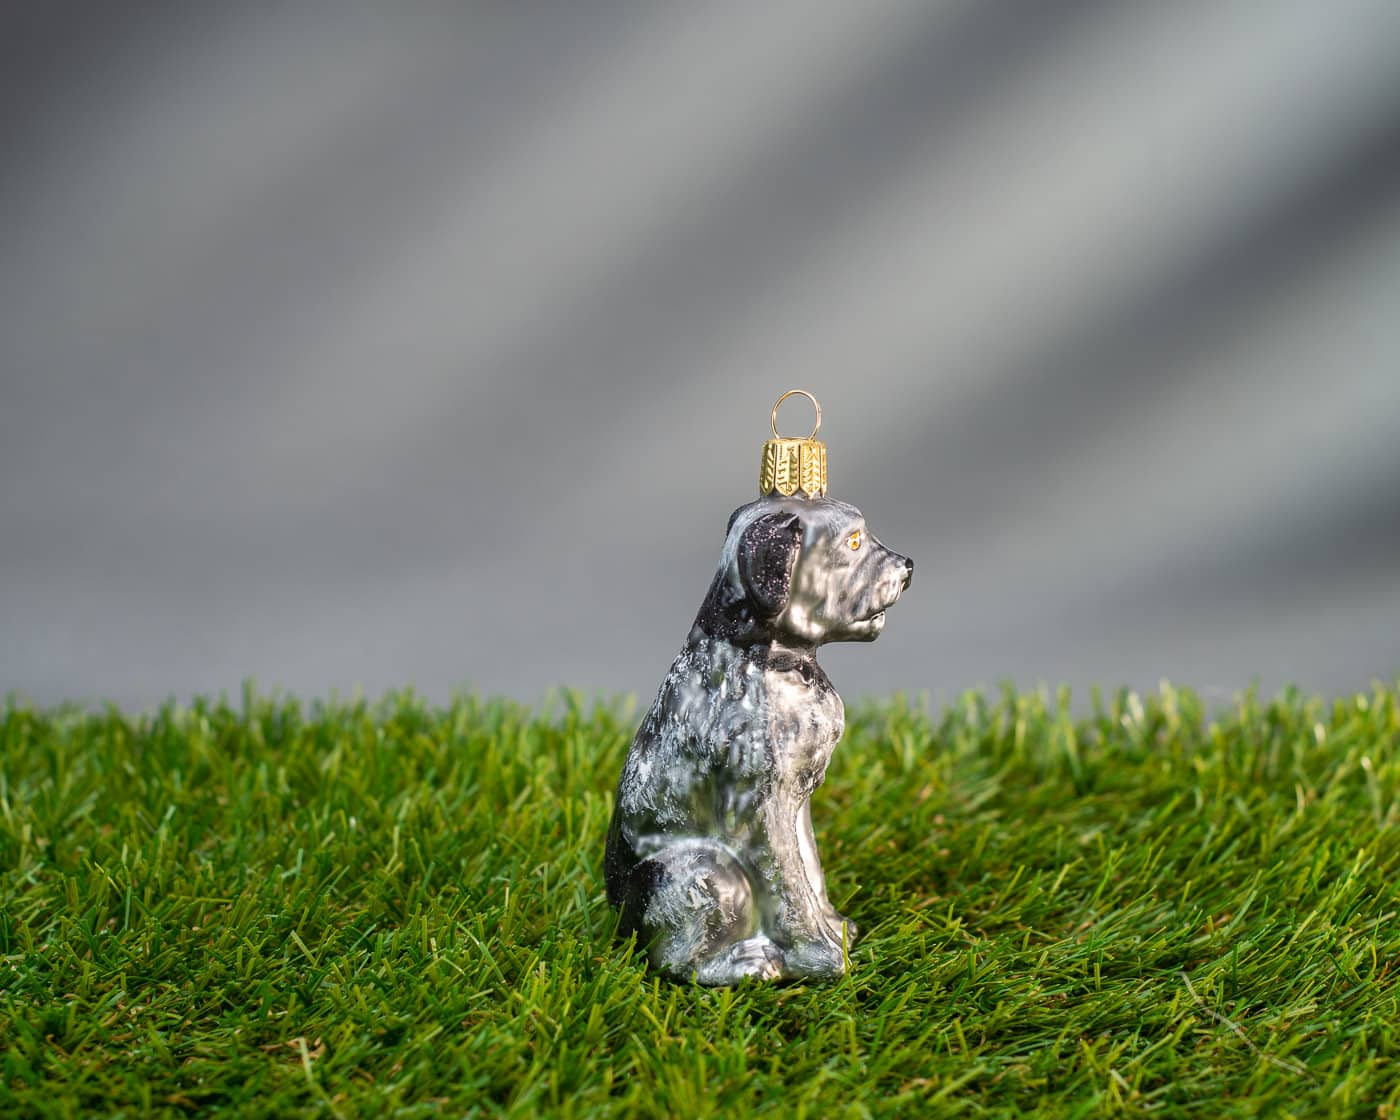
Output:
[{"xmin": 2, "ymin": 682, "xmax": 1399, "ymax": 1118}]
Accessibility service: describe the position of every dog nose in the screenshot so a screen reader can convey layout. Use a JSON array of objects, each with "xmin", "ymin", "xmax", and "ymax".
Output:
[{"xmin": 901, "ymin": 557, "xmax": 913, "ymax": 590}]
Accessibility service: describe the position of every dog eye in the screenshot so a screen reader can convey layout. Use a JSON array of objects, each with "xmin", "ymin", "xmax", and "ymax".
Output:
[{"xmin": 847, "ymin": 530, "xmax": 862, "ymax": 551}]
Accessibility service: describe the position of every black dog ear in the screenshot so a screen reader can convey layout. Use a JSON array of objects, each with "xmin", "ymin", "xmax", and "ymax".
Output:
[{"xmin": 737, "ymin": 511, "xmax": 802, "ymax": 617}]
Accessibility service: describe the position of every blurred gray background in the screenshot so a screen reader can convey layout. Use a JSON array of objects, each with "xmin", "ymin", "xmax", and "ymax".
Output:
[{"xmin": 3, "ymin": 1, "xmax": 1399, "ymax": 711}]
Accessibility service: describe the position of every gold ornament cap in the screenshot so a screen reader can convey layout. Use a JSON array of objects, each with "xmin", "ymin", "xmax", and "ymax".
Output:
[{"xmin": 759, "ymin": 389, "xmax": 827, "ymax": 498}]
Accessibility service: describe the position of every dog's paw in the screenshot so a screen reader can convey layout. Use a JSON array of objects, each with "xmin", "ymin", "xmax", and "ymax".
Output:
[
  {"xmin": 730, "ymin": 937, "xmax": 786, "ymax": 980},
  {"xmin": 693, "ymin": 936, "xmax": 785, "ymax": 985},
  {"xmin": 781, "ymin": 937, "xmax": 848, "ymax": 981}
]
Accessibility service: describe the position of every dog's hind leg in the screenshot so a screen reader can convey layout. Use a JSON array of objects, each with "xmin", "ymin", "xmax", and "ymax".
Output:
[{"xmin": 621, "ymin": 841, "xmax": 783, "ymax": 984}]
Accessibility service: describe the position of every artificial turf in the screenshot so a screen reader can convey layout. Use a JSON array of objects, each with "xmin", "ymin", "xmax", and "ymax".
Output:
[{"xmin": 1, "ymin": 682, "xmax": 1398, "ymax": 1118}]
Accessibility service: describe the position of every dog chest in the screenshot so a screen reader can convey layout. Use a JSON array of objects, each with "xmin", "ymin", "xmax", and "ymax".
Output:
[{"xmin": 762, "ymin": 665, "xmax": 843, "ymax": 789}]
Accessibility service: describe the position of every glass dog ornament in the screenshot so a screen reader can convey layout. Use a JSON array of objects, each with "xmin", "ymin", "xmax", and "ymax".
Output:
[{"xmin": 605, "ymin": 390, "xmax": 913, "ymax": 984}]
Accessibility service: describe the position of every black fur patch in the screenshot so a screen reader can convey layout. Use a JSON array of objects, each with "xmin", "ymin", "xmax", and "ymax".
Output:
[
  {"xmin": 691, "ymin": 506, "xmax": 804, "ymax": 644},
  {"xmin": 737, "ymin": 511, "xmax": 801, "ymax": 617},
  {"xmin": 614, "ymin": 858, "xmax": 667, "ymax": 940}
]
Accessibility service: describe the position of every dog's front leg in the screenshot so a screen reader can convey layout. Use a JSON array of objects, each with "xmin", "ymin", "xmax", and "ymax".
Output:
[
  {"xmin": 746, "ymin": 792, "xmax": 847, "ymax": 979},
  {"xmin": 795, "ymin": 798, "xmax": 857, "ymax": 945}
]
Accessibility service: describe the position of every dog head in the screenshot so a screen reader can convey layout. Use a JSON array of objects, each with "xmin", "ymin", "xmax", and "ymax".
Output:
[{"xmin": 692, "ymin": 497, "xmax": 913, "ymax": 647}]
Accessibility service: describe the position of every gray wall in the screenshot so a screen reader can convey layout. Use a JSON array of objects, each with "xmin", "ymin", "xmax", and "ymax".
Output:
[{"xmin": 4, "ymin": 2, "xmax": 1398, "ymax": 710}]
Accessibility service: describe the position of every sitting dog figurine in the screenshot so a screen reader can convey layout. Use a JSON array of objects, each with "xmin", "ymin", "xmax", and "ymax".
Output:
[{"xmin": 605, "ymin": 391, "xmax": 912, "ymax": 984}]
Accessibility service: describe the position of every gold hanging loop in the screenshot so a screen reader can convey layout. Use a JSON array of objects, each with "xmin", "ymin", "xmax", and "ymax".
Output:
[{"xmin": 770, "ymin": 389, "xmax": 822, "ymax": 441}]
